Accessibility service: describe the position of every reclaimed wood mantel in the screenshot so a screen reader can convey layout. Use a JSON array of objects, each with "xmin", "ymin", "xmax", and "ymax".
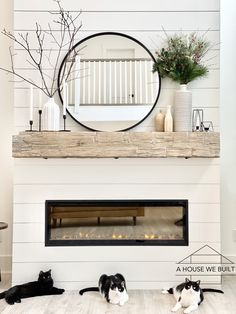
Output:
[{"xmin": 12, "ymin": 131, "xmax": 220, "ymax": 158}]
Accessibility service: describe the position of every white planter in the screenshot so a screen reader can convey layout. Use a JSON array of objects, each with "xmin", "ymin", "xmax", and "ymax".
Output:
[
  {"xmin": 174, "ymin": 84, "xmax": 192, "ymax": 132},
  {"xmin": 43, "ymin": 97, "xmax": 60, "ymax": 131}
]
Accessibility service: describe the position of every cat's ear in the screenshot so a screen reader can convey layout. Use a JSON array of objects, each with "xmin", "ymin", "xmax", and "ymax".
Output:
[
  {"xmin": 185, "ymin": 278, "xmax": 190, "ymax": 282},
  {"xmin": 48, "ymin": 269, "xmax": 52, "ymax": 273},
  {"xmin": 114, "ymin": 273, "xmax": 125, "ymax": 282},
  {"xmin": 196, "ymin": 280, "xmax": 200, "ymax": 285},
  {"xmin": 39, "ymin": 271, "xmax": 44, "ymax": 276}
]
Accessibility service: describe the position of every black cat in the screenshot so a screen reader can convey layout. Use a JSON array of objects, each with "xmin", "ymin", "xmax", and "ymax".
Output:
[
  {"xmin": 79, "ymin": 273, "xmax": 129, "ymax": 306},
  {"xmin": 0, "ymin": 270, "xmax": 64, "ymax": 305}
]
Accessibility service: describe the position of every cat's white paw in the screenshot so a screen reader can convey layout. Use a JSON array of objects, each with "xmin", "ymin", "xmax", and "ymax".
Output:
[
  {"xmin": 183, "ymin": 304, "xmax": 198, "ymax": 313},
  {"xmin": 162, "ymin": 289, "xmax": 169, "ymax": 294},
  {"xmin": 119, "ymin": 301, "xmax": 125, "ymax": 306},
  {"xmin": 171, "ymin": 303, "xmax": 182, "ymax": 312}
]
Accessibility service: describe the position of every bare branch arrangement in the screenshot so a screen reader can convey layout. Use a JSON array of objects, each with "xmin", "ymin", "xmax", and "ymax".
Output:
[{"xmin": 0, "ymin": 0, "xmax": 82, "ymax": 98}]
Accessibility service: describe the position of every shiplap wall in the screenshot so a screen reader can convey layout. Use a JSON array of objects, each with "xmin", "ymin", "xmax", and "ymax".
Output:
[
  {"xmin": 12, "ymin": 0, "xmax": 220, "ymax": 289},
  {"xmin": 13, "ymin": 0, "xmax": 220, "ymax": 133},
  {"xmin": 12, "ymin": 158, "xmax": 220, "ymax": 289},
  {"xmin": 0, "ymin": 0, "xmax": 13, "ymax": 275}
]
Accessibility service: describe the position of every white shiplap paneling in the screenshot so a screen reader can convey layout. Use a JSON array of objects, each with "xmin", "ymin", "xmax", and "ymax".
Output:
[
  {"xmin": 12, "ymin": 30, "xmax": 220, "ymax": 53},
  {"xmin": 13, "ymin": 0, "xmax": 221, "ymax": 288},
  {"xmin": 12, "ymin": 157, "xmax": 220, "ymax": 287},
  {"xmin": 14, "ymin": 183, "xmax": 220, "ymax": 204},
  {"xmin": 12, "ymin": 242, "xmax": 221, "ymax": 263},
  {"xmin": 14, "ymin": 12, "xmax": 219, "ymax": 32},
  {"xmin": 14, "ymin": 0, "xmax": 220, "ymax": 12},
  {"xmin": 14, "ymin": 159, "xmax": 220, "ymax": 185}
]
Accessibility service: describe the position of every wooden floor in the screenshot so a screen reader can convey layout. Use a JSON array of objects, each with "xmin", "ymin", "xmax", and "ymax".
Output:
[{"xmin": 0, "ymin": 275, "xmax": 236, "ymax": 314}]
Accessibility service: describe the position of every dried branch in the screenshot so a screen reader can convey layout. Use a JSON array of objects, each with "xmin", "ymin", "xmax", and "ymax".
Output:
[
  {"xmin": 1, "ymin": 0, "xmax": 82, "ymax": 98},
  {"xmin": 49, "ymin": 0, "xmax": 82, "ymax": 96}
]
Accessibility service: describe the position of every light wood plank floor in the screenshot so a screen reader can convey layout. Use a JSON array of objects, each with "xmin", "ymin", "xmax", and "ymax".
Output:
[{"xmin": 0, "ymin": 275, "xmax": 235, "ymax": 314}]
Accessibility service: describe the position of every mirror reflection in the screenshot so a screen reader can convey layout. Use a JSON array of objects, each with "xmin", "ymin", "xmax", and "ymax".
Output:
[{"xmin": 59, "ymin": 33, "xmax": 160, "ymax": 131}]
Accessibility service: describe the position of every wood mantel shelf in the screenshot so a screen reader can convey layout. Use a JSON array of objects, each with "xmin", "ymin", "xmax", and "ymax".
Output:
[{"xmin": 12, "ymin": 131, "xmax": 220, "ymax": 158}]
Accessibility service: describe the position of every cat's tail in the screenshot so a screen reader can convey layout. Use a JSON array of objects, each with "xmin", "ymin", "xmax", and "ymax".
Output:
[
  {"xmin": 202, "ymin": 288, "xmax": 224, "ymax": 294},
  {"xmin": 162, "ymin": 288, "xmax": 174, "ymax": 294},
  {"xmin": 79, "ymin": 287, "xmax": 99, "ymax": 295},
  {"xmin": 0, "ymin": 291, "xmax": 6, "ymax": 299}
]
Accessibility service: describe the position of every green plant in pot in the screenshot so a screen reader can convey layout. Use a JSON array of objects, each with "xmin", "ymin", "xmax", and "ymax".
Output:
[{"xmin": 153, "ymin": 32, "xmax": 211, "ymax": 131}]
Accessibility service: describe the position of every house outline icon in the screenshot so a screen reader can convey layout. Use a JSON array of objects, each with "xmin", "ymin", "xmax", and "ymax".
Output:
[
  {"xmin": 177, "ymin": 244, "xmax": 234, "ymax": 265},
  {"xmin": 176, "ymin": 245, "xmax": 235, "ymax": 285}
]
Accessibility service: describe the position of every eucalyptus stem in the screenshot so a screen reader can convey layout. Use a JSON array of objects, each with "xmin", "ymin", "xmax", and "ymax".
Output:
[{"xmin": 153, "ymin": 32, "xmax": 212, "ymax": 84}]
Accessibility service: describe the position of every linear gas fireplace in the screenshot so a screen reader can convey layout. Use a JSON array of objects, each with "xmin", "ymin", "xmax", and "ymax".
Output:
[{"xmin": 45, "ymin": 200, "xmax": 188, "ymax": 246}]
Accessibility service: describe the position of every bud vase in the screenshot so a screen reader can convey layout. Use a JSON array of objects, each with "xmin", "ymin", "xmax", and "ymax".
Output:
[
  {"xmin": 42, "ymin": 97, "xmax": 60, "ymax": 131},
  {"xmin": 155, "ymin": 110, "xmax": 165, "ymax": 132},
  {"xmin": 174, "ymin": 84, "xmax": 192, "ymax": 132},
  {"xmin": 164, "ymin": 105, "xmax": 173, "ymax": 132}
]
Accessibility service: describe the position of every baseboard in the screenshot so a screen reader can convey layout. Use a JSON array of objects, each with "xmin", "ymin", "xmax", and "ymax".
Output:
[{"xmin": 0, "ymin": 255, "xmax": 12, "ymax": 273}]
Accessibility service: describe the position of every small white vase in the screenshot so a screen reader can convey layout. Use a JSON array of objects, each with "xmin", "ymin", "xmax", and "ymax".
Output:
[
  {"xmin": 174, "ymin": 84, "xmax": 192, "ymax": 132},
  {"xmin": 42, "ymin": 97, "xmax": 60, "ymax": 131},
  {"xmin": 164, "ymin": 105, "xmax": 173, "ymax": 132}
]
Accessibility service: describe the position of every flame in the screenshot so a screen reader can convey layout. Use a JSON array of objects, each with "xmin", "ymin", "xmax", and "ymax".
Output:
[{"xmin": 59, "ymin": 232, "xmax": 173, "ymax": 241}]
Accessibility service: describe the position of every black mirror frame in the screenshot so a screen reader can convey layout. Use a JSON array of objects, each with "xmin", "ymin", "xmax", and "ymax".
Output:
[{"xmin": 57, "ymin": 31, "xmax": 161, "ymax": 132}]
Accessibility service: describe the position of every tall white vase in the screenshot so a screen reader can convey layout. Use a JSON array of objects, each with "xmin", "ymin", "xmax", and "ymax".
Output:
[
  {"xmin": 43, "ymin": 97, "xmax": 60, "ymax": 131},
  {"xmin": 174, "ymin": 84, "xmax": 192, "ymax": 132},
  {"xmin": 164, "ymin": 105, "xmax": 173, "ymax": 132}
]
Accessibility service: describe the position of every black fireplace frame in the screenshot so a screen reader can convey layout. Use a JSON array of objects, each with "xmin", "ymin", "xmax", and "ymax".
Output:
[{"xmin": 45, "ymin": 199, "xmax": 188, "ymax": 246}]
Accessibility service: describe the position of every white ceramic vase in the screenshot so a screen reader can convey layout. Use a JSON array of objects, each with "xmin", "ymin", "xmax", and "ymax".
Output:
[
  {"xmin": 164, "ymin": 105, "xmax": 173, "ymax": 132},
  {"xmin": 43, "ymin": 97, "xmax": 60, "ymax": 131},
  {"xmin": 174, "ymin": 84, "xmax": 192, "ymax": 132}
]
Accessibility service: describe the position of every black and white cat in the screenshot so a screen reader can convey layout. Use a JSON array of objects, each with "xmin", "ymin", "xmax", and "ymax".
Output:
[
  {"xmin": 162, "ymin": 278, "xmax": 224, "ymax": 313},
  {"xmin": 79, "ymin": 273, "xmax": 129, "ymax": 306},
  {"xmin": 0, "ymin": 270, "xmax": 64, "ymax": 305}
]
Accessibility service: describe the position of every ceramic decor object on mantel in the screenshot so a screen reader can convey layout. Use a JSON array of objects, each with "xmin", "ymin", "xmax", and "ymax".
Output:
[
  {"xmin": 153, "ymin": 32, "xmax": 211, "ymax": 133},
  {"xmin": 155, "ymin": 110, "xmax": 165, "ymax": 131},
  {"xmin": 174, "ymin": 84, "xmax": 192, "ymax": 131},
  {"xmin": 0, "ymin": 2, "xmax": 82, "ymax": 131},
  {"xmin": 164, "ymin": 106, "xmax": 173, "ymax": 132},
  {"xmin": 42, "ymin": 98, "xmax": 60, "ymax": 131}
]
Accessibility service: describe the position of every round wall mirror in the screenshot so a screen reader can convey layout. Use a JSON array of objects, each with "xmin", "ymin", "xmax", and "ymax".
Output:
[{"xmin": 58, "ymin": 32, "xmax": 161, "ymax": 132}]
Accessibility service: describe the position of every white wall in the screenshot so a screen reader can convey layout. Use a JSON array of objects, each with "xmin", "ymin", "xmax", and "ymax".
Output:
[
  {"xmin": 10, "ymin": 0, "xmax": 222, "ymax": 288},
  {"xmin": 12, "ymin": 158, "xmax": 220, "ymax": 289},
  {"xmin": 0, "ymin": 0, "xmax": 13, "ymax": 274},
  {"xmin": 13, "ymin": 0, "xmax": 220, "ymax": 133},
  {"xmin": 220, "ymin": 1, "xmax": 236, "ymax": 257}
]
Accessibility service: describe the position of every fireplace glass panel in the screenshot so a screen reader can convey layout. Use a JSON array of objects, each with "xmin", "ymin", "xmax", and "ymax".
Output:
[{"xmin": 45, "ymin": 200, "xmax": 188, "ymax": 246}]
